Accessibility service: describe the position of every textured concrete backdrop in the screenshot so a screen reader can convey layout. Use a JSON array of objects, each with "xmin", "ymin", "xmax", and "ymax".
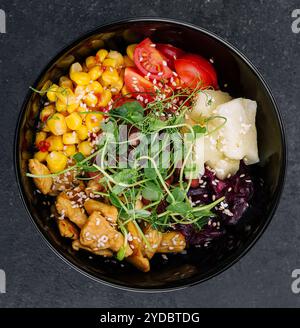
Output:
[{"xmin": 0, "ymin": 0, "xmax": 299, "ymax": 307}]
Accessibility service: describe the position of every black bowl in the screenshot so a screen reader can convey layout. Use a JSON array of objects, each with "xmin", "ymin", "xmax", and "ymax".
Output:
[{"xmin": 14, "ymin": 18, "xmax": 286, "ymax": 291}]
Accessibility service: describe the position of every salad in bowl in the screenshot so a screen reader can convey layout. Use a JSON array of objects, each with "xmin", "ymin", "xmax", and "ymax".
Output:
[{"xmin": 26, "ymin": 36, "xmax": 260, "ymax": 273}]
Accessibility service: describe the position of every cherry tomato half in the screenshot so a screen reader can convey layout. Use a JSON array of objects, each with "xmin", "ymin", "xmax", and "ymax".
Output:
[
  {"xmin": 124, "ymin": 67, "xmax": 155, "ymax": 100},
  {"xmin": 156, "ymin": 43, "xmax": 185, "ymax": 70},
  {"xmin": 134, "ymin": 38, "xmax": 173, "ymax": 80},
  {"xmin": 174, "ymin": 53, "xmax": 218, "ymax": 89}
]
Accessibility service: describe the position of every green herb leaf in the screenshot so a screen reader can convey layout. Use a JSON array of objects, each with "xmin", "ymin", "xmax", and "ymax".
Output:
[
  {"xmin": 193, "ymin": 125, "xmax": 206, "ymax": 134},
  {"xmin": 142, "ymin": 181, "xmax": 163, "ymax": 201},
  {"xmin": 147, "ymin": 117, "xmax": 167, "ymax": 131},
  {"xmin": 110, "ymin": 101, "xmax": 144, "ymax": 124},
  {"xmin": 144, "ymin": 168, "xmax": 157, "ymax": 180},
  {"xmin": 116, "ymin": 246, "xmax": 126, "ymax": 261},
  {"xmin": 166, "ymin": 187, "xmax": 185, "ymax": 203},
  {"xmin": 127, "ymin": 209, "xmax": 151, "ymax": 218},
  {"xmin": 111, "ymin": 169, "xmax": 139, "ymax": 194},
  {"xmin": 166, "ymin": 202, "xmax": 192, "ymax": 215},
  {"xmin": 109, "ymin": 193, "xmax": 124, "ymax": 209},
  {"xmin": 72, "ymin": 152, "xmax": 85, "ymax": 163}
]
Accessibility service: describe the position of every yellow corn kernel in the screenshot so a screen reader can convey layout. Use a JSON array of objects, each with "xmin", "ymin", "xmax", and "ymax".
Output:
[
  {"xmin": 47, "ymin": 84, "xmax": 59, "ymax": 102},
  {"xmin": 56, "ymin": 87, "xmax": 74, "ymax": 104},
  {"xmin": 66, "ymin": 102, "xmax": 79, "ymax": 113},
  {"xmin": 63, "ymin": 131, "xmax": 79, "ymax": 145},
  {"xmin": 35, "ymin": 131, "xmax": 47, "ymax": 146},
  {"xmin": 107, "ymin": 50, "xmax": 124, "ymax": 67},
  {"xmin": 121, "ymin": 84, "xmax": 131, "ymax": 97},
  {"xmin": 78, "ymin": 141, "xmax": 93, "ymax": 156},
  {"xmin": 123, "ymin": 55, "xmax": 135, "ymax": 67},
  {"xmin": 46, "ymin": 151, "xmax": 68, "ymax": 173},
  {"xmin": 74, "ymin": 85, "xmax": 86, "ymax": 99},
  {"xmin": 84, "ymin": 93, "xmax": 98, "ymax": 107},
  {"xmin": 55, "ymin": 99, "xmax": 67, "ymax": 112},
  {"xmin": 65, "ymin": 112, "xmax": 82, "ymax": 130},
  {"xmin": 46, "ymin": 135, "xmax": 64, "ymax": 151},
  {"xmin": 70, "ymin": 72, "xmax": 90, "ymax": 86},
  {"xmin": 102, "ymin": 58, "xmax": 117, "ymax": 68},
  {"xmin": 96, "ymin": 49, "xmax": 108, "ymax": 62},
  {"xmin": 98, "ymin": 89, "xmax": 112, "ymax": 107},
  {"xmin": 126, "ymin": 44, "xmax": 137, "ymax": 61},
  {"xmin": 85, "ymin": 113, "xmax": 103, "ymax": 133},
  {"xmin": 70, "ymin": 62, "xmax": 83, "ymax": 74},
  {"xmin": 47, "ymin": 113, "xmax": 67, "ymax": 136},
  {"xmin": 88, "ymin": 65, "xmax": 103, "ymax": 80},
  {"xmin": 63, "ymin": 144, "xmax": 76, "ymax": 157},
  {"xmin": 59, "ymin": 76, "xmax": 73, "ymax": 89},
  {"xmin": 86, "ymin": 81, "xmax": 103, "ymax": 94},
  {"xmin": 85, "ymin": 56, "xmax": 97, "ymax": 69},
  {"xmin": 100, "ymin": 68, "xmax": 119, "ymax": 86},
  {"xmin": 40, "ymin": 104, "xmax": 55, "ymax": 122},
  {"xmin": 110, "ymin": 78, "xmax": 123, "ymax": 94},
  {"xmin": 56, "ymin": 94, "xmax": 79, "ymax": 114},
  {"xmin": 77, "ymin": 125, "xmax": 89, "ymax": 140},
  {"xmin": 42, "ymin": 125, "xmax": 50, "ymax": 132},
  {"xmin": 34, "ymin": 151, "xmax": 48, "ymax": 162}
]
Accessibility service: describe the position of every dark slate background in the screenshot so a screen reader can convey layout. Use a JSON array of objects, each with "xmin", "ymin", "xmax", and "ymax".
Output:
[{"xmin": 0, "ymin": 0, "xmax": 299, "ymax": 308}]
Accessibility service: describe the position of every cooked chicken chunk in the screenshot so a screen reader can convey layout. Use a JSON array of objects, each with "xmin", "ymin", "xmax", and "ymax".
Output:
[
  {"xmin": 84, "ymin": 199, "xmax": 118, "ymax": 223},
  {"xmin": 72, "ymin": 240, "xmax": 113, "ymax": 257},
  {"xmin": 56, "ymin": 192, "xmax": 87, "ymax": 228},
  {"xmin": 56, "ymin": 218, "xmax": 79, "ymax": 240},
  {"xmin": 126, "ymin": 221, "xmax": 150, "ymax": 272},
  {"xmin": 85, "ymin": 178, "xmax": 105, "ymax": 196},
  {"xmin": 80, "ymin": 211, "xmax": 127, "ymax": 254},
  {"xmin": 157, "ymin": 231, "xmax": 186, "ymax": 253},
  {"xmin": 28, "ymin": 159, "xmax": 52, "ymax": 194},
  {"xmin": 49, "ymin": 169, "xmax": 79, "ymax": 196},
  {"xmin": 143, "ymin": 225, "xmax": 163, "ymax": 260}
]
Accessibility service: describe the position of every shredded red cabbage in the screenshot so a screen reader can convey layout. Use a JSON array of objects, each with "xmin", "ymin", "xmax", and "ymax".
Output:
[{"xmin": 179, "ymin": 162, "xmax": 257, "ymax": 246}]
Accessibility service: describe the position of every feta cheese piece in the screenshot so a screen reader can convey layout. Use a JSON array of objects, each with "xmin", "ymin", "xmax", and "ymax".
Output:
[{"xmin": 216, "ymin": 98, "xmax": 259, "ymax": 164}]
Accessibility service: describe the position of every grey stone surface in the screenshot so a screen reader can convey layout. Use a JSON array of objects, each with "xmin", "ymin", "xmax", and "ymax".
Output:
[{"xmin": 0, "ymin": 0, "xmax": 299, "ymax": 308}]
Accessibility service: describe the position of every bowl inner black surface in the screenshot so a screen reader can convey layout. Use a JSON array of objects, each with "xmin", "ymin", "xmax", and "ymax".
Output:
[{"xmin": 15, "ymin": 19, "xmax": 285, "ymax": 290}]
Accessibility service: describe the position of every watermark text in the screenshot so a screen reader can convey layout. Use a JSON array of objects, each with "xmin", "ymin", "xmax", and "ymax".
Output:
[
  {"xmin": 292, "ymin": 9, "xmax": 300, "ymax": 33},
  {"xmin": 0, "ymin": 269, "xmax": 6, "ymax": 293},
  {"xmin": 0, "ymin": 9, "xmax": 6, "ymax": 34}
]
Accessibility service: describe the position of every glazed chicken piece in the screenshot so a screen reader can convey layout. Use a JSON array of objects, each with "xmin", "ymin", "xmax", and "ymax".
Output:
[
  {"xmin": 56, "ymin": 218, "xmax": 79, "ymax": 240},
  {"xmin": 80, "ymin": 211, "xmax": 132, "ymax": 256},
  {"xmin": 72, "ymin": 240, "xmax": 113, "ymax": 257},
  {"xmin": 85, "ymin": 178, "xmax": 105, "ymax": 196},
  {"xmin": 126, "ymin": 221, "xmax": 150, "ymax": 272},
  {"xmin": 142, "ymin": 225, "xmax": 163, "ymax": 260},
  {"xmin": 28, "ymin": 159, "xmax": 52, "ymax": 194},
  {"xmin": 157, "ymin": 231, "xmax": 186, "ymax": 253},
  {"xmin": 84, "ymin": 199, "xmax": 118, "ymax": 223},
  {"xmin": 49, "ymin": 169, "xmax": 79, "ymax": 196},
  {"xmin": 55, "ymin": 192, "xmax": 87, "ymax": 228}
]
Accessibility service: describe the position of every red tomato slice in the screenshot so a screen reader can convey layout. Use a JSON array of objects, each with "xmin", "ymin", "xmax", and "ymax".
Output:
[
  {"xmin": 174, "ymin": 53, "xmax": 218, "ymax": 89},
  {"xmin": 134, "ymin": 38, "xmax": 173, "ymax": 80},
  {"xmin": 156, "ymin": 43, "xmax": 185, "ymax": 69},
  {"xmin": 124, "ymin": 67, "xmax": 155, "ymax": 99}
]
